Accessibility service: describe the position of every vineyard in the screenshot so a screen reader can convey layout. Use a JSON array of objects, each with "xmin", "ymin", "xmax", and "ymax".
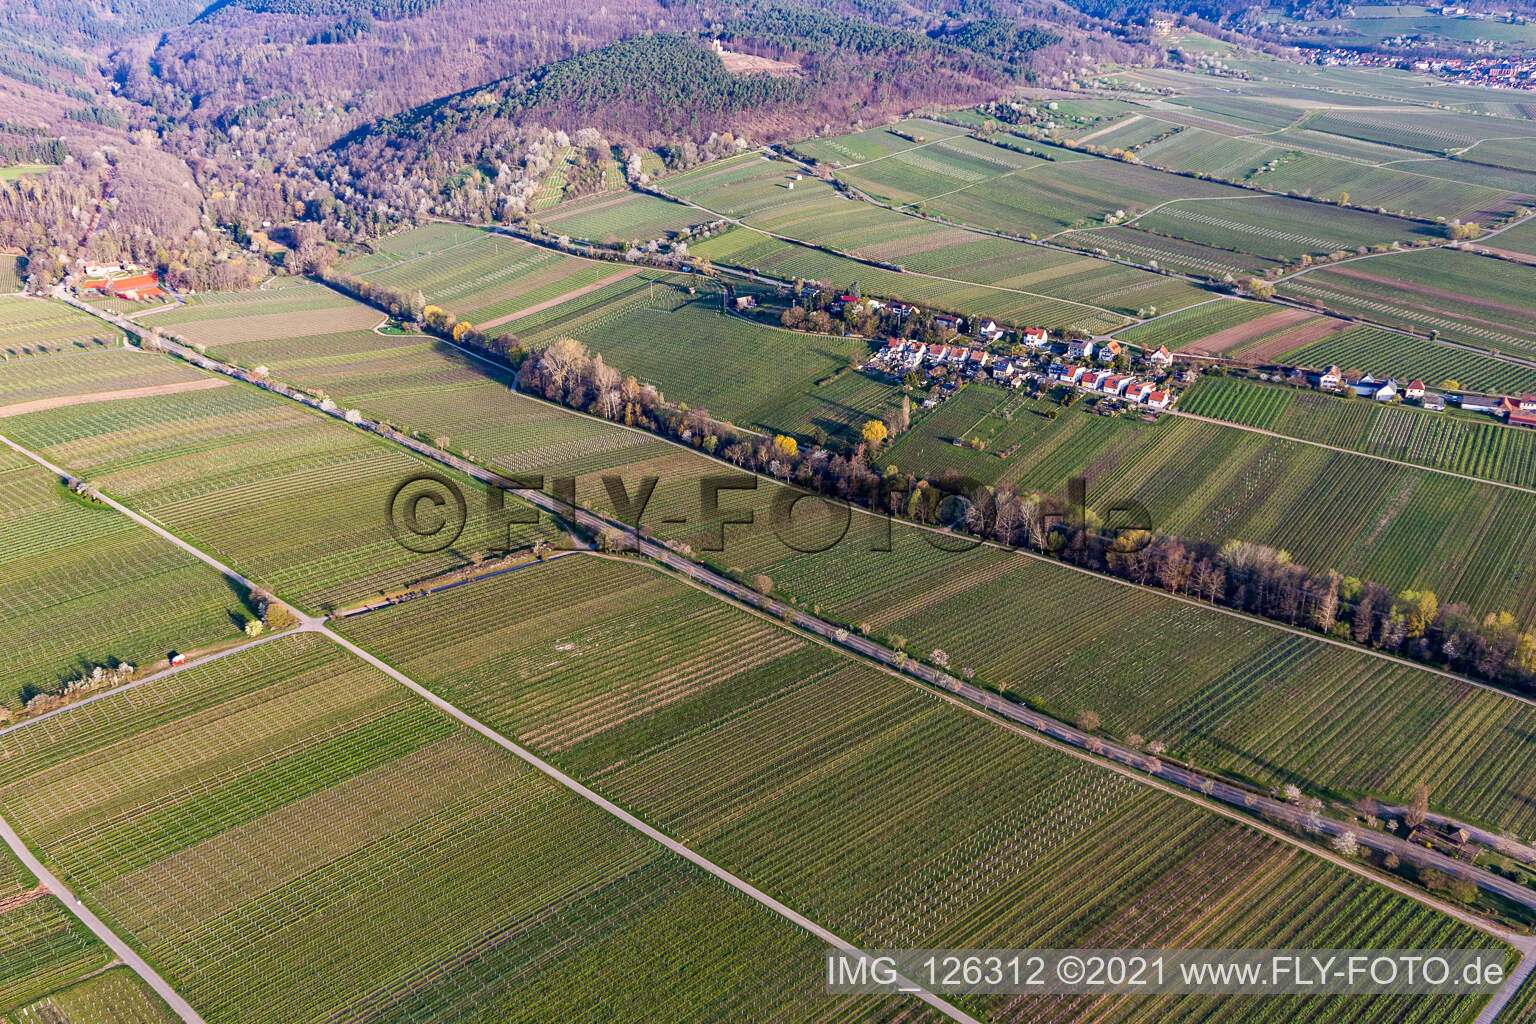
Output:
[
  {"xmin": 516, "ymin": 277, "xmax": 889, "ymax": 433},
  {"xmin": 788, "ymin": 118, "xmax": 971, "ymax": 166},
  {"xmin": 0, "ymin": 439, "xmax": 244, "ymax": 709},
  {"xmin": 1133, "ymin": 196, "xmax": 1437, "ymax": 261},
  {"xmin": 0, "ymin": 349, "xmax": 209, "ymax": 408},
  {"xmin": 1182, "ymin": 376, "xmax": 1536, "ymax": 488},
  {"xmin": 4, "ymin": 969, "xmax": 179, "ymax": 1024},
  {"xmin": 1116, "ymin": 298, "xmax": 1273, "ymax": 350},
  {"xmin": 1059, "ymin": 224, "xmax": 1287, "ymax": 279},
  {"xmin": 0, "ymin": 633, "xmax": 892, "ymax": 1024},
  {"xmin": 1279, "ymin": 249, "xmax": 1536, "ymax": 359},
  {"xmin": 0, "ymin": 382, "xmax": 551, "ymax": 615},
  {"xmin": 540, "ymin": 191, "xmax": 709, "ymax": 243},
  {"xmin": 138, "ymin": 285, "xmax": 381, "ymax": 348},
  {"xmin": 337, "ymin": 229, "xmax": 619, "ymax": 326},
  {"xmin": 0, "ymin": 298, "xmax": 122, "ymax": 361},
  {"xmin": 337, "ymin": 555, "xmax": 1503, "ymax": 1024},
  {"xmin": 1283, "ymin": 324, "xmax": 1536, "ymax": 395}
]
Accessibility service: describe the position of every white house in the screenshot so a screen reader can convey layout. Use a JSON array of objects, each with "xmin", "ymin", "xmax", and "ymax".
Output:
[
  {"xmin": 1022, "ymin": 326, "xmax": 1050, "ymax": 349},
  {"xmin": 1097, "ymin": 340, "xmax": 1123, "ymax": 364},
  {"xmin": 1145, "ymin": 345, "xmax": 1172, "ymax": 367},
  {"xmin": 1067, "ymin": 338, "xmax": 1095, "ymax": 360},
  {"xmin": 1318, "ymin": 365, "xmax": 1342, "ymax": 390},
  {"xmin": 1146, "ymin": 389, "xmax": 1172, "ymax": 410},
  {"xmin": 1405, "ymin": 380, "xmax": 1426, "ymax": 400},
  {"xmin": 1125, "ymin": 381, "xmax": 1155, "ymax": 403},
  {"xmin": 976, "ymin": 319, "xmax": 1006, "ymax": 343},
  {"xmin": 1101, "ymin": 374, "xmax": 1131, "ymax": 396},
  {"xmin": 1372, "ymin": 380, "xmax": 1399, "ymax": 402}
]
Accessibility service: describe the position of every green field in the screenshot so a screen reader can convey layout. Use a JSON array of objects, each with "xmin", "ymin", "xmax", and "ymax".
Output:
[
  {"xmin": 139, "ymin": 285, "xmax": 382, "ymax": 348},
  {"xmin": 337, "ymin": 555, "xmax": 1504, "ymax": 1024},
  {"xmin": 0, "ymin": 375, "xmax": 550, "ymax": 615},
  {"xmin": 0, "ymin": 298, "xmax": 122, "ymax": 361},
  {"xmin": 1281, "ymin": 248, "xmax": 1536, "ymax": 359},
  {"xmin": 332, "ymin": 227, "xmax": 622, "ymax": 327},
  {"xmin": 540, "ymin": 191, "xmax": 711, "ymax": 242},
  {"xmin": 0, "ymin": 353, "xmax": 257, "ymax": 707},
  {"xmin": 0, "ymin": 632, "xmax": 907, "ymax": 1024},
  {"xmin": 1133, "ymin": 196, "xmax": 1440, "ymax": 262},
  {"xmin": 1183, "ymin": 375, "xmax": 1536, "ymax": 488}
]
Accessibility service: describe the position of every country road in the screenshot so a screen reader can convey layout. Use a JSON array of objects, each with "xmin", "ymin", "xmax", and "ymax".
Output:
[
  {"xmin": 17, "ymin": 292, "xmax": 1536, "ymax": 1020},
  {"xmin": 0, "ymin": 815, "xmax": 208, "ymax": 1024}
]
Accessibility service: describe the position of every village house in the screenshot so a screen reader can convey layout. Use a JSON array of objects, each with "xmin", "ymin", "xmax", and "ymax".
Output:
[
  {"xmin": 1101, "ymin": 374, "xmax": 1131, "ymax": 397},
  {"xmin": 1067, "ymin": 338, "xmax": 1095, "ymax": 361},
  {"xmin": 1146, "ymin": 389, "xmax": 1172, "ymax": 410},
  {"xmin": 1051, "ymin": 364, "xmax": 1086, "ymax": 385},
  {"xmin": 933, "ymin": 313, "xmax": 964, "ymax": 334},
  {"xmin": 1460, "ymin": 393, "xmax": 1506, "ymax": 416},
  {"xmin": 1422, "ymin": 392, "xmax": 1446, "ymax": 412},
  {"xmin": 1372, "ymin": 379, "xmax": 1399, "ymax": 402},
  {"xmin": 1318, "ymin": 365, "xmax": 1342, "ymax": 390},
  {"xmin": 888, "ymin": 302, "xmax": 916, "ymax": 320},
  {"xmin": 1080, "ymin": 370, "xmax": 1108, "ymax": 391},
  {"xmin": 1022, "ymin": 326, "xmax": 1050, "ymax": 349},
  {"xmin": 1144, "ymin": 344, "xmax": 1172, "ymax": 367},
  {"xmin": 976, "ymin": 319, "xmax": 1006, "ymax": 343},
  {"xmin": 734, "ymin": 294, "xmax": 757, "ymax": 311},
  {"xmin": 1125, "ymin": 380, "xmax": 1155, "ymax": 403},
  {"xmin": 1404, "ymin": 380, "xmax": 1426, "ymax": 401},
  {"xmin": 1098, "ymin": 340, "xmax": 1123, "ymax": 364}
]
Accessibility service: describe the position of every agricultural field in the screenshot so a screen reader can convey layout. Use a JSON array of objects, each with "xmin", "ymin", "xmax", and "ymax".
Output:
[
  {"xmin": 0, "ymin": 633, "xmax": 905, "ymax": 1024},
  {"xmin": 1182, "ymin": 375, "xmax": 1536, "ymax": 488},
  {"xmin": 1283, "ymin": 324, "xmax": 1536, "ymax": 395},
  {"xmin": 510, "ymin": 274, "xmax": 897, "ymax": 435},
  {"xmin": 138, "ymin": 285, "xmax": 382, "ymax": 348},
  {"xmin": 1059, "ymin": 224, "xmax": 1287, "ymax": 279},
  {"xmin": 787, "ymin": 118, "xmax": 972, "ymax": 166},
  {"xmin": 0, "ymin": 843, "xmax": 114, "ymax": 1015},
  {"xmin": 539, "ymin": 191, "xmax": 711, "ymax": 243},
  {"xmin": 1132, "ymin": 196, "xmax": 1440, "ymax": 262},
  {"xmin": 0, "ymin": 298, "xmax": 122, "ymax": 361},
  {"xmin": 693, "ymin": 228, "xmax": 1134, "ymax": 333},
  {"xmin": 0, "ymin": 354, "xmax": 256, "ymax": 708},
  {"xmin": 4, "ymin": 969, "xmax": 179, "ymax": 1024},
  {"xmin": 1280, "ymin": 249, "xmax": 1536, "ymax": 359},
  {"xmin": 1115, "ymin": 298, "xmax": 1275, "ymax": 352},
  {"xmin": 654, "ymin": 153, "xmax": 1210, "ymax": 322},
  {"xmin": 338, "ymin": 555, "xmax": 1506, "ymax": 1024},
  {"xmin": 0, "ymin": 376, "xmax": 551, "ymax": 615},
  {"xmin": 0, "ymin": 255, "xmax": 23, "ymax": 293},
  {"xmin": 331, "ymin": 227, "xmax": 623, "ymax": 328}
]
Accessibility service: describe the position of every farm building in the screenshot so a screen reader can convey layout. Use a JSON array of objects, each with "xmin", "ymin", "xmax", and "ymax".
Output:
[
  {"xmin": 1422, "ymin": 393, "xmax": 1446, "ymax": 412},
  {"xmin": 1461, "ymin": 394, "xmax": 1505, "ymax": 416}
]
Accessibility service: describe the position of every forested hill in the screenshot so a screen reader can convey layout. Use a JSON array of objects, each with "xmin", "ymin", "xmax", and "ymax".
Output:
[{"xmin": 319, "ymin": 22, "xmax": 1015, "ymax": 222}]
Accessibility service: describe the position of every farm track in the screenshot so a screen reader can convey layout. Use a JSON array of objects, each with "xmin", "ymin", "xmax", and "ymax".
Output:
[
  {"xmin": 58, "ymin": 289, "xmax": 1536, "ymax": 828},
  {"xmin": 43, "ymin": 277, "xmax": 1536, "ymax": 993},
  {"xmin": 0, "ymin": 813, "xmax": 207, "ymax": 1024}
]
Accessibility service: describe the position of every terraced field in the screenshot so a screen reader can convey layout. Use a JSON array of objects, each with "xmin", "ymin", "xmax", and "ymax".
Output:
[
  {"xmin": 1280, "ymin": 249, "xmax": 1536, "ymax": 358},
  {"xmin": 1181, "ymin": 375, "xmax": 1536, "ymax": 487},
  {"xmin": 340, "ymin": 556, "xmax": 1505, "ymax": 1024},
  {"xmin": 0, "ymin": 379, "xmax": 551, "ymax": 614},
  {"xmin": 0, "ymin": 298, "xmax": 121, "ymax": 360},
  {"xmin": 0, "ymin": 633, "xmax": 904, "ymax": 1024}
]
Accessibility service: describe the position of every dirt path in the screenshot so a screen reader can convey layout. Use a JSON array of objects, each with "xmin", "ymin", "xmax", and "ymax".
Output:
[
  {"xmin": 0, "ymin": 378, "xmax": 228, "ymax": 418},
  {"xmin": 474, "ymin": 268, "xmax": 641, "ymax": 330}
]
